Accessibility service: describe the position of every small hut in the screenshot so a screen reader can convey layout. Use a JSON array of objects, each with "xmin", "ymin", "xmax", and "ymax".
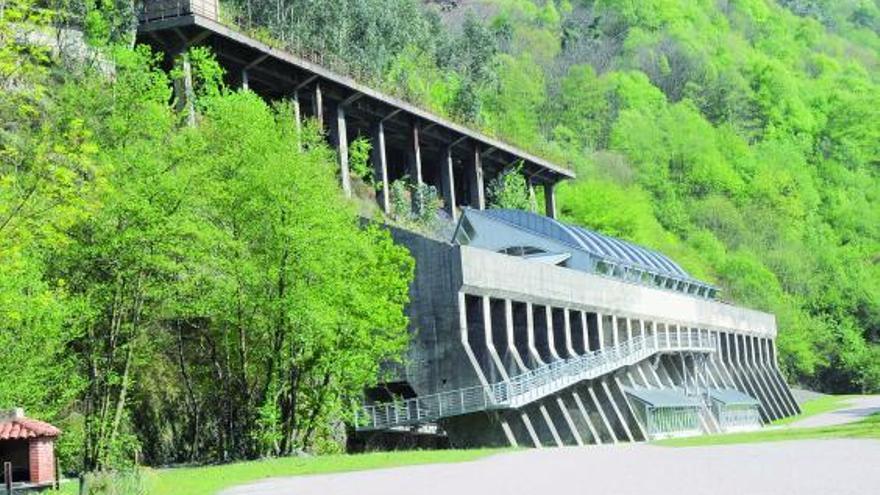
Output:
[{"xmin": 0, "ymin": 409, "xmax": 60, "ymax": 489}]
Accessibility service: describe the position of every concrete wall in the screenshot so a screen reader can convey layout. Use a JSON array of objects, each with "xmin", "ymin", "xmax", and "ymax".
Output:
[{"xmin": 458, "ymin": 246, "xmax": 777, "ymax": 338}]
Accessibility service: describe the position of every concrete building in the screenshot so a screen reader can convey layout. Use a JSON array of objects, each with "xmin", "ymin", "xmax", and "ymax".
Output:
[
  {"xmin": 137, "ymin": 1, "xmax": 800, "ymax": 449},
  {"xmin": 357, "ymin": 209, "xmax": 799, "ymax": 447}
]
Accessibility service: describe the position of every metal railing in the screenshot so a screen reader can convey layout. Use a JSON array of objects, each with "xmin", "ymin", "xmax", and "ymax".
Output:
[
  {"xmin": 646, "ymin": 406, "xmax": 702, "ymax": 437},
  {"xmin": 139, "ymin": 0, "xmax": 219, "ymax": 23},
  {"xmin": 357, "ymin": 330, "xmax": 716, "ymax": 431}
]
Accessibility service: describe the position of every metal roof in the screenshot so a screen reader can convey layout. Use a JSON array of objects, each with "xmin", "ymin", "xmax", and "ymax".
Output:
[
  {"xmin": 476, "ymin": 209, "xmax": 694, "ymax": 280},
  {"xmin": 624, "ymin": 388, "xmax": 703, "ymax": 408},
  {"xmin": 708, "ymin": 389, "xmax": 760, "ymax": 406}
]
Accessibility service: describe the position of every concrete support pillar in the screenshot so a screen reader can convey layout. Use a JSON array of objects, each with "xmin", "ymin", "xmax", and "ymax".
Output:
[
  {"xmin": 372, "ymin": 121, "xmax": 390, "ymax": 214},
  {"xmin": 335, "ymin": 104, "xmax": 351, "ymax": 197},
  {"xmin": 291, "ymin": 90, "xmax": 303, "ymax": 150},
  {"xmin": 441, "ymin": 146, "xmax": 457, "ymax": 220},
  {"xmin": 588, "ymin": 385, "xmax": 618, "ymax": 444},
  {"xmin": 467, "ymin": 144, "xmax": 485, "ymax": 209},
  {"xmin": 241, "ymin": 68, "xmax": 249, "ymax": 91},
  {"xmin": 563, "ymin": 309, "xmax": 575, "ymax": 357},
  {"xmin": 601, "ymin": 380, "xmax": 634, "ymax": 442},
  {"xmin": 313, "ymin": 83, "xmax": 324, "ymax": 128},
  {"xmin": 572, "ymin": 391, "xmax": 602, "ymax": 444},
  {"xmin": 596, "ymin": 312, "xmax": 604, "ymax": 351},
  {"xmin": 580, "ymin": 312, "xmax": 589, "ymax": 355},
  {"xmin": 504, "ymin": 299, "xmax": 527, "ymax": 372},
  {"xmin": 525, "ymin": 302, "xmax": 544, "ymax": 366},
  {"xmin": 457, "ymin": 292, "xmax": 491, "ymax": 389},
  {"xmin": 482, "ymin": 296, "xmax": 510, "ymax": 382},
  {"xmin": 611, "ymin": 316, "xmax": 619, "ymax": 347},
  {"xmin": 174, "ymin": 52, "xmax": 196, "ymax": 127},
  {"xmin": 546, "ymin": 306, "xmax": 560, "ymax": 360},
  {"xmin": 544, "ymin": 182, "xmax": 557, "ymax": 219},
  {"xmin": 408, "ymin": 121, "xmax": 423, "ymax": 185}
]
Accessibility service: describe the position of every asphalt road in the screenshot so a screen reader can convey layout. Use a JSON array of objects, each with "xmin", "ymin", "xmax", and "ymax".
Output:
[
  {"xmin": 222, "ymin": 438, "xmax": 880, "ymax": 495},
  {"xmin": 789, "ymin": 395, "xmax": 880, "ymax": 428}
]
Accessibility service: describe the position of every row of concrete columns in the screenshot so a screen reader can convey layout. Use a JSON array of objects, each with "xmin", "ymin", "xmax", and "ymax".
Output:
[
  {"xmin": 173, "ymin": 57, "xmax": 561, "ymax": 218},
  {"xmin": 276, "ymin": 82, "xmax": 559, "ymax": 219},
  {"xmin": 447, "ymin": 292, "xmax": 797, "ymax": 448}
]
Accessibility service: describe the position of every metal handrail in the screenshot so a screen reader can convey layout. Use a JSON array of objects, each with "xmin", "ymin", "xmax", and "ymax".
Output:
[{"xmin": 356, "ymin": 330, "xmax": 716, "ymax": 431}]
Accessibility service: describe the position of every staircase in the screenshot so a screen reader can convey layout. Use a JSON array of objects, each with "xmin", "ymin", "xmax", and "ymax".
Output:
[{"xmin": 356, "ymin": 331, "xmax": 716, "ymax": 431}]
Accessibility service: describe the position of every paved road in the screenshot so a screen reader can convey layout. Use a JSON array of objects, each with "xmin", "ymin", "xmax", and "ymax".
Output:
[
  {"xmin": 789, "ymin": 395, "xmax": 880, "ymax": 428},
  {"xmin": 222, "ymin": 439, "xmax": 880, "ymax": 495}
]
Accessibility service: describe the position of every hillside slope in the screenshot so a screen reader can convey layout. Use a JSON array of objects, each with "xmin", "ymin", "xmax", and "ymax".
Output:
[{"xmin": 224, "ymin": 0, "xmax": 880, "ymax": 392}]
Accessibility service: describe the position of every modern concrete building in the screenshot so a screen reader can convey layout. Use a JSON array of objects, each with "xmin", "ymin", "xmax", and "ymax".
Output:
[
  {"xmin": 357, "ymin": 209, "xmax": 799, "ymax": 447},
  {"xmin": 137, "ymin": 1, "xmax": 800, "ymax": 449}
]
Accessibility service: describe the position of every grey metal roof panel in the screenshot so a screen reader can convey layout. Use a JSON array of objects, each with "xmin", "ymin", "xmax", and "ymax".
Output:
[
  {"xmin": 708, "ymin": 389, "xmax": 760, "ymax": 406},
  {"xmin": 473, "ymin": 209, "xmax": 699, "ymax": 282},
  {"xmin": 624, "ymin": 388, "xmax": 703, "ymax": 408}
]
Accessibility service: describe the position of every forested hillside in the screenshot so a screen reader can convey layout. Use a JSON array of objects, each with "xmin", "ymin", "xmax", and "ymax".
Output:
[
  {"xmin": 226, "ymin": 0, "xmax": 880, "ymax": 393},
  {"xmin": 0, "ymin": 0, "xmax": 878, "ymax": 477}
]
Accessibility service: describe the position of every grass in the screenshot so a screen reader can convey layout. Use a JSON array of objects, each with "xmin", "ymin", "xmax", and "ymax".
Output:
[
  {"xmin": 150, "ymin": 448, "xmax": 504, "ymax": 495},
  {"xmin": 771, "ymin": 394, "xmax": 856, "ymax": 426}
]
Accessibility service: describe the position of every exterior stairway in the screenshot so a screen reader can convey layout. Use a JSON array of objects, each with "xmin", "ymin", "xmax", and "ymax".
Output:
[{"xmin": 357, "ymin": 331, "xmax": 716, "ymax": 431}]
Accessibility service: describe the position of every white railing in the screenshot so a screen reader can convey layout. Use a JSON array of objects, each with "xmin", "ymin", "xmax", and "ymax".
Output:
[
  {"xmin": 717, "ymin": 406, "xmax": 762, "ymax": 432},
  {"xmin": 357, "ymin": 330, "xmax": 716, "ymax": 431}
]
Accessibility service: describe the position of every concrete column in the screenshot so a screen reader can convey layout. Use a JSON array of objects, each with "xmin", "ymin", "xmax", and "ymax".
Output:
[
  {"xmin": 291, "ymin": 90, "xmax": 303, "ymax": 150},
  {"xmin": 313, "ymin": 83, "xmax": 324, "ymax": 128},
  {"xmin": 544, "ymin": 182, "xmax": 557, "ymax": 219},
  {"xmin": 335, "ymin": 104, "xmax": 351, "ymax": 197},
  {"xmin": 563, "ymin": 309, "xmax": 575, "ymax": 357},
  {"xmin": 174, "ymin": 52, "xmax": 196, "ymax": 127},
  {"xmin": 504, "ymin": 299, "xmax": 527, "ymax": 373},
  {"xmin": 596, "ymin": 312, "xmax": 604, "ymax": 350},
  {"xmin": 626, "ymin": 318, "xmax": 633, "ymax": 342},
  {"xmin": 572, "ymin": 391, "xmax": 603, "ymax": 444},
  {"xmin": 601, "ymin": 380, "xmax": 634, "ymax": 442},
  {"xmin": 458, "ymin": 292, "xmax": 490, "ymax": 389},
  {"xmin": 546, "ymin": 306, "xmax": 561, "ymax": 360},
  {"xmin": 482, "ymin": 296, "xmax": 510, "ymax": 382},
  {"xmin": 241, "ymin": 68, "xmax": 249, "ymax": 90},
  {"xmin": 467, "ymin": 143, "xmax": 485, "ymax": 209},
  {"xmin": 555, "ymin": 398, "xmax": 584, "ymax": 446},
  {"xmin": 441, "ymin": 146, "xmax": 457, "ymax": 220},
  {"xmin": 372, "ymin": 121, "xmax": 390, "ymax": 214},
  {"xmin": 580, "ymin": 312, "xmax": 589, "ymax": 355},
  {"xmin": 615, "ymin": 376, "xmax": 647, "ymax": 440},
  {"xmin": 525, "ymin": 302, "xmax": 544, "ymax": 366},
  {"xmin": 408, "ymin": 121, "xmax": 423, "ymax": 185},
  {"xmin": 587, "ymin": 385, "xmax": 618, "ymax": 444},
  {"xmin": 611, "ymin": 316, "xmax": 619, "ymax": 347}
]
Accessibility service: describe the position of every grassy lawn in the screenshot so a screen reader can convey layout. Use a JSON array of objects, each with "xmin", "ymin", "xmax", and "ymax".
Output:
[
  {"xmin": 656, "ymin": 409, "xmax": 880, "ymax": 447},
  {"xmin": 771, "ymin": 394, "xmax": 856, "ymax": 426},
  {"xmin": 144, "ymin": 448, "xmax": 503, "ymax": 495}
]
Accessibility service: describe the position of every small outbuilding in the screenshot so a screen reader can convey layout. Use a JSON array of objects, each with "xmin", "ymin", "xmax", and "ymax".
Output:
[{"xmin": 0, "ymin": 408, "xmax": 60, "ymax": 489}]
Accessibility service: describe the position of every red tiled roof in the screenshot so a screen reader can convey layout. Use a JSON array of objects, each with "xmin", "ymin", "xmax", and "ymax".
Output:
[{"xmin": 0, "ymin": 418, "xmax": 61, "ymax": 441}]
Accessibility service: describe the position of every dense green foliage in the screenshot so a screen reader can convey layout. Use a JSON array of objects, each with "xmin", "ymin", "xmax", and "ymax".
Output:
[
  {"xmin": 1, "ymin": 0, "xmax": 413, "ymax": 472},
  {"xmin": 2, "ymin": 0, "xmax": 879, "ymax": 480},
  {"xmin": 222, "ymin": 0, "xmax": 880, "ymax": 393}
]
